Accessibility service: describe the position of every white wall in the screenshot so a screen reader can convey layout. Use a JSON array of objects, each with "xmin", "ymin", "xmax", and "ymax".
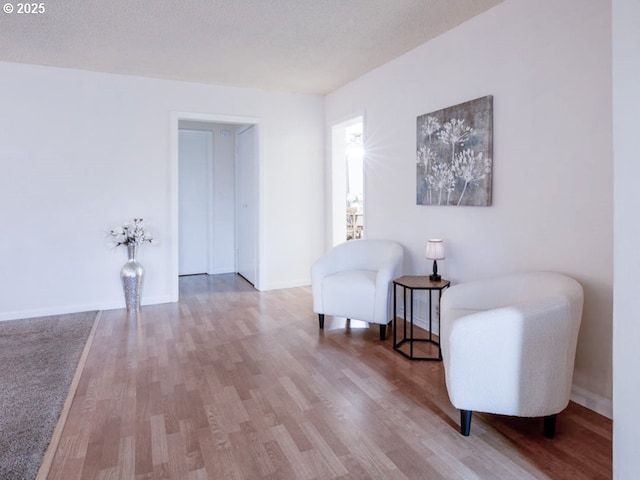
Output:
[
  {"xmin": 325, "ymin": 0, "xmax": 613, "ymax": 415},
  {"xmin": 612, "ymin": 0, "xmax": 640, "ymax": 476},
  {"xmin": 0, "ymin": 62, "xmax": 324, "ymax": 319}
]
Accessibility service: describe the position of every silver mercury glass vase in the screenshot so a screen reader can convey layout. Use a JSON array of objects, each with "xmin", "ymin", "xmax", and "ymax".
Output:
[{"xmin": 120, "ymin": 244, "xmax": 145, "ymax": 311}]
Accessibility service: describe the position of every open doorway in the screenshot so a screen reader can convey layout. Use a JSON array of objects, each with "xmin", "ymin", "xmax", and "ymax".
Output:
[
  {"xmin": 331, "ymin": 117, "xmax": 364, "ymax": 246},
  {"xmin": 172, "ymin": 114, "xmax": 261, "ymax": 300}
]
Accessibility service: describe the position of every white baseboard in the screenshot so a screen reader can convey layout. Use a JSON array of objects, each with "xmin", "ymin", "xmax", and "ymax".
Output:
[
  {"xmin": 209, "ymin": 267, "xmax": 235, "ymax": 275},
  {"xmin": 0, "ymin": 304, "xmax": 104, "ymax": 322},
  {"xmin": 394, "ymin": 303, "xmax": 439, "ymax": 335},
  {"xmin": 259, "ymin": 278, "xmax": 311, "ymax": 291},
  {"xmin": 571, "ymin": 384, "xmax": 613, "ymax": 419},
  {"xmin": 0, "ymin": 295, "xmax": 174, "ymax": 322}
]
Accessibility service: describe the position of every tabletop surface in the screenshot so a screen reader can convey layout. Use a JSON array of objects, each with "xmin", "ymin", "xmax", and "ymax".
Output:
[{"xmin": 393, "ymin": 275, "xmax": 450, "ymax": 289}]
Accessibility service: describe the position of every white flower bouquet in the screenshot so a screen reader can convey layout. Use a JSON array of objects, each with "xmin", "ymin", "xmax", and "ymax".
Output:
[{"xmin": 109, "ymin": 218, "xmax": 154, "ymax": 247}]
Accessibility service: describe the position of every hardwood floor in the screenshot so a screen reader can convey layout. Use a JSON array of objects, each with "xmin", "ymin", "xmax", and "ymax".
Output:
[{"xmin": 46, "ymin": 274, "xmax": 612, "ymax": 479}]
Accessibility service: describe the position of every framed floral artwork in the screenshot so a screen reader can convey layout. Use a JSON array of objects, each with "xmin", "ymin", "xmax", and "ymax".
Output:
[{"xmin": 416, "ymin": 95, "xmax": 493, "ymax": 206}]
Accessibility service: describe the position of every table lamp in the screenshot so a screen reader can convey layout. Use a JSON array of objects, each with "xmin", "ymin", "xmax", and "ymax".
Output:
[{"xmin": 425, "ymin": 239, "xmax": 445, "ymax": 281}]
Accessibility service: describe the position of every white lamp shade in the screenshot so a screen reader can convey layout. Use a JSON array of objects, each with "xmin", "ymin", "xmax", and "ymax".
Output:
[{"xmin": 425, "ymin": 239, "xmax": 445, "ymax": 260}]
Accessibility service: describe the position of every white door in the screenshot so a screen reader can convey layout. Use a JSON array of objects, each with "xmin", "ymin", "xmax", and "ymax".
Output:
[
  {"xmin": 178, "ymin": 129, "xmax": 212, "ymax": 275},
  {"xmin": 236, "ymin": 125, "xmax": 257, "ymax": 285}
]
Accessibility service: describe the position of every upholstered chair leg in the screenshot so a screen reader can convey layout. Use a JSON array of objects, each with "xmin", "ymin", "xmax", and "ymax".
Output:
[
  {"xmin": 460, "ymin": 410, "xmax": 472, "ymax": 436},
  {"xmin": 543, "ymin": 414, "xmax": 557, "ymax": 438},
  {"xmin": 379, "ymin": 324, "xmax": 387, "ymax": 341},
  {"xmin": 318, "ymin": 314, "xmax": 324, "ymax": 329}
]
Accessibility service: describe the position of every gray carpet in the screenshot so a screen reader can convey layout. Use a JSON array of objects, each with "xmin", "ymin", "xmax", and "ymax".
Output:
[{"xmin": 0, "ymin": 311, "xmax": 98, "ymax": 480}]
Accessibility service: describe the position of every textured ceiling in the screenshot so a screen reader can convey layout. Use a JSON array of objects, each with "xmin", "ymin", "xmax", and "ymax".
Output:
[{"xmin": 0, "ymin": 0, "xmax": 504, "ymax": 95}]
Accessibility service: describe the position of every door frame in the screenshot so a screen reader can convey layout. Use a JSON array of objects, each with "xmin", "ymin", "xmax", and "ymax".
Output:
[{"xmin": 170, "ymin": 112, "xmax": 263, "ymax": 301}]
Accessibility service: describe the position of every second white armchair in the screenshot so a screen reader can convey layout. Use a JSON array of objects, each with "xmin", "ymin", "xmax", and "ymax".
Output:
[{"xmin": 440, "ymin": 271, "xmax": 584, "ymax": 437}]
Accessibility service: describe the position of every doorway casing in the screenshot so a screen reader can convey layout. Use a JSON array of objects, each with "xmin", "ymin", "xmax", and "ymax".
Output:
[{"xmin": 170, "ymin": 112, "xmax": 263, "ymax": 301}]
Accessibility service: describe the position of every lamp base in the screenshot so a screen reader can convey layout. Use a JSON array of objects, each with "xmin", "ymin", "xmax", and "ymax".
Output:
[{"xmin": 429, "ymin": 259, "xmax": 441, "ymax": 282}]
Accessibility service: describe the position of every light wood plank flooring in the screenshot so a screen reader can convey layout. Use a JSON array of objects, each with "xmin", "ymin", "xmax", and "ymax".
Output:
[{"xmin": 46, "ymin": 274, "xmax": 612, "ymax": 479}]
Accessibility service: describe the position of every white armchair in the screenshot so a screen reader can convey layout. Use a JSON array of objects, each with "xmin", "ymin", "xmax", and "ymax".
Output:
[
  {"xmin": 440, "ymin": 272, "xmax": 584, "ymax": 437},
  {"xmin": 311, "ymin": 239, "xmax": 404, "ymax": 340}
]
